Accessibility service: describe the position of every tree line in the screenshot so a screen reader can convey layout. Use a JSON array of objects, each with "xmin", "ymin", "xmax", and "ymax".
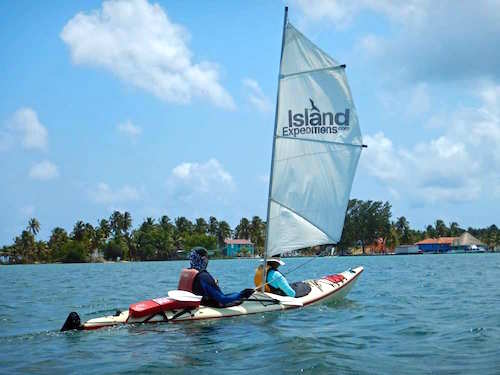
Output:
[
  {"xmin": 0, "ymin": 212, "xmax": 266, "ymax": 264},
  {"xmin": 338, "ymin": 199, "xmax": 499, "ymax": 254},
  {"xmin": 1, "ymin": 199, "xmax": 498, "ymax": 264}
]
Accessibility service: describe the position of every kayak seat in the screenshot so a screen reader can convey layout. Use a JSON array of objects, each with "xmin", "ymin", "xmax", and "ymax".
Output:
[
  {"xmin": 178, "ymin": 268, "xmax": 199, "ymax": 292},
  {"xmin": 290, "ymin": 281, "xmax": 311, "ymax": 298}
]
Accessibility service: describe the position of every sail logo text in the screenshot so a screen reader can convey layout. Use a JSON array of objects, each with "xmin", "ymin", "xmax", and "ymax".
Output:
[{"xmin": 283, "ymin": 105, "xmax": 350, "ymax": 137}]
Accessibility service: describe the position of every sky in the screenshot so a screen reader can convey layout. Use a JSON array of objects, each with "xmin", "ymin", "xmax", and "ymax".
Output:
[{"xmin": 1, "ymin": 0, "xmax": 499, "ymax": 245}]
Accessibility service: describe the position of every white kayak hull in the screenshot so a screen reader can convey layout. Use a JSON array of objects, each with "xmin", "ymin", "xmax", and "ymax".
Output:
[{"xmin": 82, "ymin": 266, "xmax": 363, "ymax": 330}]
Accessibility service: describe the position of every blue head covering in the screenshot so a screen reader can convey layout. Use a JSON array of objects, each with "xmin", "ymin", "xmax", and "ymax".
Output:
[{"xmin": 190, "ymin": 248, "xmax": 208, "ymax": 271}]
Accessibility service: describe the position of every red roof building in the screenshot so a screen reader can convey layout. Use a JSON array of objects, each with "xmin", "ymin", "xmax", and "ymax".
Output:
[{"xmin": 223, "ymin": 238, "xmax": 254, "ymax": 257}]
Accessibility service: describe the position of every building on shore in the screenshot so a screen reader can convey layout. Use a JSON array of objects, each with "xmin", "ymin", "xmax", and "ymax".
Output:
[
  {"xmin": 415, "ymin": 232, "xmax": 486, "ymax": 253},
  {"xmin": 450, "ymin": 232, "xmax": 486, "ymax": 253},
  {"xmin": 394, "ymin": 245, "xmax": 422, "ymax": 255},
  {"xmin": 365, "ymin": 237, "xmax": 387, "ymax": 254},
  {"xmin": 223, "ymin": 239, "xmax": 255, "ymax": 257}
]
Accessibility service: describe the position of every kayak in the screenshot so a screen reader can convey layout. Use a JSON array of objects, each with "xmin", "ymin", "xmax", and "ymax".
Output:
[{"xmin": 62, "ymin": 266, "xmax": 363, "ymax": 331}]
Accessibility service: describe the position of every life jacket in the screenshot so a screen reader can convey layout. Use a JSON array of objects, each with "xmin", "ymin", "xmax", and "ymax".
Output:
[
  {"xmin": 255, "ymin": 266, "xmax": 294, "ymax": 297},
  {"xmin": 177, "ymin": 268, "xmax": 199, "ymax": 292},
  {"xmin": 254, "ymin": 264, "xmax": 274, "ymax": 293},
  {"xmin": 192, "ymin": 270, "xmax": 223, "ymax": 307}
]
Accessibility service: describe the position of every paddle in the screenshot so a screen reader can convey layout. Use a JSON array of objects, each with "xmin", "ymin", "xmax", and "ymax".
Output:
[
  {"xmin": 167, "ymin": 290, "xmax": 203, "ymax": 302},
  {"xmin": 167, "ymin": 289, "xmax": 303, "ymax": 307},
  {"xmin": 253, "ymin": 292, "xmax": 303, "ymax": 306}
]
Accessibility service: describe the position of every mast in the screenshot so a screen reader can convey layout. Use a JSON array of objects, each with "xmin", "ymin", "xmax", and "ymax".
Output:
[{"xmin": 262, "ymin": 6, "xmax": 288, "ymax": 292}]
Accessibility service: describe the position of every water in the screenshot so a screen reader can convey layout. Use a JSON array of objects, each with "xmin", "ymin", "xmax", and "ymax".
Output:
[{"xmin": 1, "ymin": 254, "xmax": 499, "ymax": 374}]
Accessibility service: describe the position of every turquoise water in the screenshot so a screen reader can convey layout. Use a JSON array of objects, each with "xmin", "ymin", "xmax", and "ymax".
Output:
[{"xmin": 1, "ymin": 254, "xmax": 499, "ymax": 374}]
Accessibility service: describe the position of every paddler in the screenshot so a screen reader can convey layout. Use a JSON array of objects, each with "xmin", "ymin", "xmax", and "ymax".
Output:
[
  {"xmin": 189, "ymin": 248, "xmax": 254, "ymax": 307},
  {"xmin": 265, "ymin": 258, "xmax": 296, "ymax": 297}
]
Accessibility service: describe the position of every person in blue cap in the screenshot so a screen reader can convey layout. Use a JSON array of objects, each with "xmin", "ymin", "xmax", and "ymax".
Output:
[{"xmin": 189, "ymin": 248, "xmax": 254, "ymax": 307}]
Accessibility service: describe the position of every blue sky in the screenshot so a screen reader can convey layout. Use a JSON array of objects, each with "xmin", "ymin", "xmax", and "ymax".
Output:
[{"xmin": 1, "ymin": 0, "xmax": 499, "ymax": 245}]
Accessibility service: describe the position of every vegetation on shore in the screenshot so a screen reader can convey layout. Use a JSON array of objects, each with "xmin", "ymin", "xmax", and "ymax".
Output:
[{"xmin": 1, "ymin": 199, "xmax": 498, "ymax": 264}]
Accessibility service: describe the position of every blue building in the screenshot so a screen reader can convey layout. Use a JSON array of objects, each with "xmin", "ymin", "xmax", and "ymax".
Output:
[
  {"xmin": 415, "ymin": 237, "xmax": 456, "ymax": 253},
  {"xmin": 223, "ymin": 239, "xmax": 255, "ymax": 257}
]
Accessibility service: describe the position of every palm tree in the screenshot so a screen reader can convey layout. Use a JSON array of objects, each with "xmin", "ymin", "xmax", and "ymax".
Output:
[
  {"xmin": 208, "ymin": 216, "xmax": 218, "ymax": 237},
  {"xmin": 159, "ymin": 215, "xmax": 171, "ymax": 229},
  {"xmin": 235, "ymin": 217, "xmax": 250, "ymax": 239},
  {"xmin": 217, "ymin": 221, "xmax": 231, "ymax": 248},
  {"xmin": 98, "ymin": 219, "xmax": 111, "ymax": 241},
  {"xmin": 426, "ymin": 225, "xmax": 437, "ymax": 238},
  {"xmin": 110, "ymin": 211, "xmax": 123, "ymax": 237},
  {"xmin": 121, "ymin": 212, "xmax": 132, "ymax": 260},
  {"xmin": 27, "ymin": 218, "xmax": 40, "ymax": 237},
  {"xmin": 175, "ymin": 217, "xmax": 193, "ymax": 235},
  {"xmin": 20, "ymin": 230, "xmax": 35, "ymax": 263},
  {"xmin": 122, "ymin": 212, "xmax": 132, "ymax": 236},
  {"xmin": 72, "ymin": 221, "xmax": 86, "ymax": 241},
  {"xmin": 395, "ymin": 216, "xmax": 410, "ymax": 244},
  {"xmin": 250, "ymin": 216, "xmax": 265, "ymax": 255},
  {"xmin": 194, "ymin": 218, "xmax": 208, "ymax": 235},
  {"xmin": 35, "ymin": 241, "xmax": 48, "ymax": 262},
  {"xmin": 435, "ymin": 219, "xmax": 448, "ymax": 237},
  {"xmin": 48, "ymin": 227, "xmax": 69, "ymax": 260},
  {"xmin": 449, "ymin": 222, "xmax": 461, "ymax": 237}
]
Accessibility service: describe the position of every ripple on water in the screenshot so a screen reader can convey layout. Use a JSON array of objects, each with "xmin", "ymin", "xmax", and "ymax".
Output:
[{"xmin": 1, "ymin": 256, "xmax": 500, "ymax": 374}]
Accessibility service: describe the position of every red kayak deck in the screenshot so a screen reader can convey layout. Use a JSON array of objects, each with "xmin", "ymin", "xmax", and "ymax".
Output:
[{"xmin": 129, "ymin": 297, "xmax": 200, "ymax": 318}]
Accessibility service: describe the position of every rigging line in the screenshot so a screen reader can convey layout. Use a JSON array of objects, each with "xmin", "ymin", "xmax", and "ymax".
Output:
[
  {"xmin": 254, "ymin": 246, "xmax": 331, "ymax": 291},
  {"xmin": 269, "ymin": 198, "xmax": 336, "ymax": 244},
  {"xmin": 276, "ymin": 135, "xmax": 366, "ymax": 149},
  {"xmin": 280, "ymin": 64, "xmax": 346, "ymax": 80},
  {"xmin": 281, "ymin": 247, "xmax": 331, "ymax": 278}
]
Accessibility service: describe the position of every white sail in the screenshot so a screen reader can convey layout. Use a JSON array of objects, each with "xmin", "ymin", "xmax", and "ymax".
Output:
[{"xmin": 265, "ymin": 22, "xmax": 363, "ymax": 257}]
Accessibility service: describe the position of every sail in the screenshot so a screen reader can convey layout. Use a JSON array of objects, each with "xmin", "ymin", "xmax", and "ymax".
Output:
[{"xmin": 265, "ymin": 22, "xmax": 363, "ymax": 257}]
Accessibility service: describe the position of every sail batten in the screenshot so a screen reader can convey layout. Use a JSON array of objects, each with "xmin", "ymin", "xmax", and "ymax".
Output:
[
  {"xmin": 264, "ymin": 13, "xmax": 363, "ymax": 258},
  {"xmin": 276, "ymin": 136, "xmax": 364, "ymax": 148},
  {"xmin": 280, "ymin": 65, "xmax": 345, "ymax": 80}
]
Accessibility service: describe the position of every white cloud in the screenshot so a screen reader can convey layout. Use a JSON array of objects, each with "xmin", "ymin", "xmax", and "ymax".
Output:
[
  {"xmin": 356, "ymin": 34, "xmax": 385, "ymax": 59},
  {"xmin": 362, "ymin": 132, "xmax": 404, "ymax": 182},
  {"xmin": 361, "ymin": 82, "xmax": 500, "ymax": 204},
  {"xmin": 61, "ymin": 0, "xmax": 235, "ymax": 109},
  {"xmin": 406, "ymin": 83, "xmax": 430, "ymax": 117},
  {"xmin": 377, "ymin": 83, "xmax": 431, "ymax": 120},
  {"xmin": 0, "ymin": 130, "xmax": 12, "ymax": 151},
  {"xmin": 242, "ymin": 78, "xmax": 272, "ymax": 113},
  {"xmin": 89, "ymin": 182, "xmax": 142, "ymax": 204},
  {"xmin": 170, "ymin": 158, "xmax": 234, "ymax": 193},
  {"xmin": 117, "ymin": 120, "xmax": 142, "ymax": 139},
  {"xmin": 29, "ymin": 160, "xmax": 59, "ymax": 180},
  {"xmin": 292, "ymin": 0, "xmax": 427, "ymax": 28},
  {"xmin": 296, "ymin": 1, "xmax": 500, "ymax": 82},
  {"xmin": 7, "ymin": 108, "xmax": 48, "ymax": 151},
  {"xmin": 167, "ymin": 158, "xmax": 235, "ymax": 213}
]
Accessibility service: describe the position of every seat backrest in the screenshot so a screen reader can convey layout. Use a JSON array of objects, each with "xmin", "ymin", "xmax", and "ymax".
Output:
[{"xmin": 178, "ymin": 268, "xmax": 199, "ymax": 292}]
